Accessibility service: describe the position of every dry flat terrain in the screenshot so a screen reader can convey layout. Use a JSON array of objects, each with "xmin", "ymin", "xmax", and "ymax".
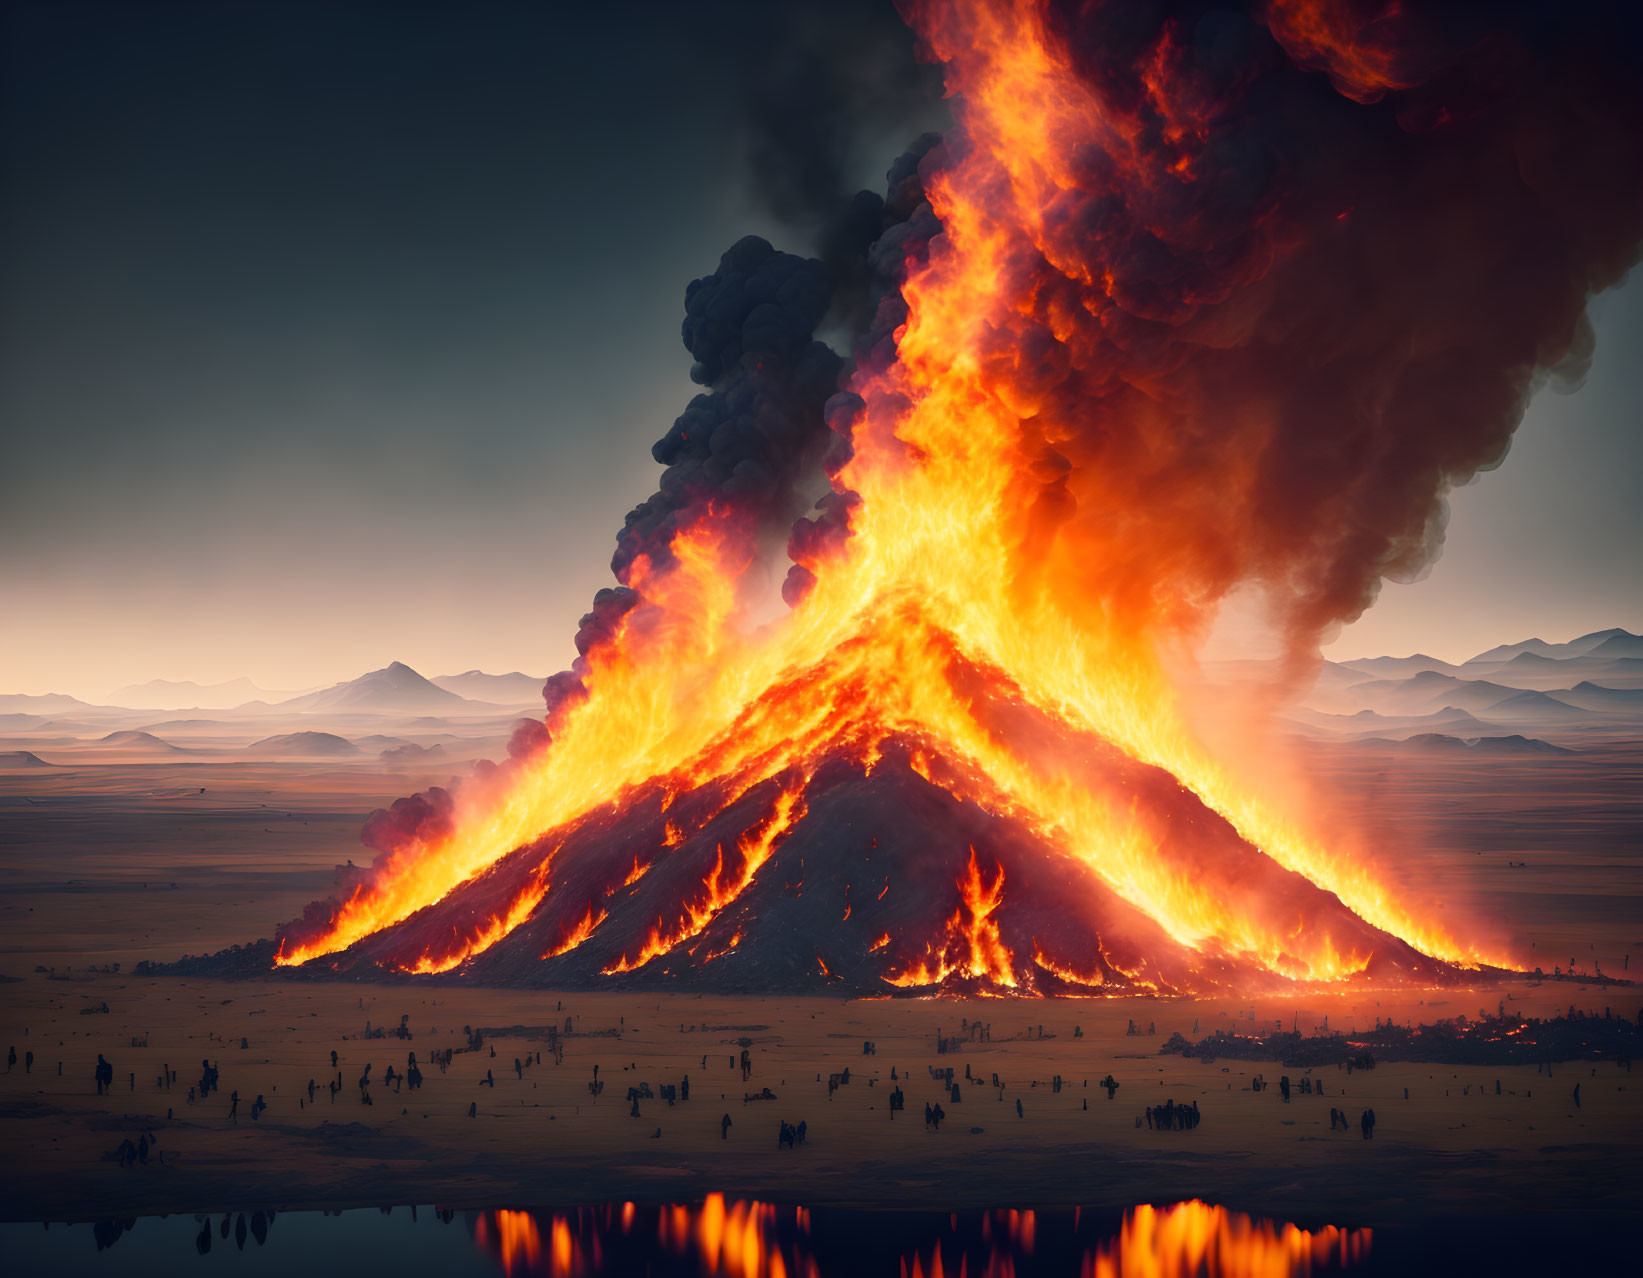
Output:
[{"xmin": 0, "ymin": 746, "xmax": 1639, "ymax": 1227}]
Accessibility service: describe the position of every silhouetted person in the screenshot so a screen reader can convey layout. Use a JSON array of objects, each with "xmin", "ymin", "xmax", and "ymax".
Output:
[
  {"xmin": 229, "ymin": 1091, "xmax": 239, "ymax": 1122},
  {"xmin": 1360, "ymin": 1108, "xmax": 1375, "ymax": 1139},
  {"xmin": 1016, "ymin": 1098, "xmax": 1023, "ymax": 1119},
  {"xmin": 721, "ymin": 1113, "xmax": 732, "ymax": 1139},
  {"xmin": 1573, "ymin": 1083, "xmax": 1581, "ymax": 1109},
  {"xmin": 95, "ymin": 1054, "xmax": 113, "ymax": 1095},
  {"xmin": 797, "ymin": 1120, "xmax": 806, "ymax": 1144},
  {"xmin": 331, "ymin": 1050, "xmax": 338, "ymax": 1069},
  {"xmin": 24, "ymin": 1051, "xmax": 32, "ymax": 1074},
  {"xmin": 1280, "ymin": 1076, "xmax": 1291, "ymax": 1103},
  {"xmin": 682, "ymin": 1074, "xmax": 690, "ymax": 1101},
  {"xmin": 468, "ymin": 1101, "xmax": 477, "ymax": 1118}
]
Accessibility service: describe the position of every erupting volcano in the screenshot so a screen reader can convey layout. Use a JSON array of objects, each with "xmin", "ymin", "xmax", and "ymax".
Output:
[{"xmin": 269, "ymin": 0, "xmax": 1641, "ymax": 994}]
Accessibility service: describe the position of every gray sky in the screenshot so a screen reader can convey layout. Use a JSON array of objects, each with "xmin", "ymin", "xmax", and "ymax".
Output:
[
  {"xmin": 1324, "ymin": 276, "xmax": 1642, "ymax": 664},
  {"xmin": 1, "ymin": 1, "xmax": 1636, "ymax": 699}
]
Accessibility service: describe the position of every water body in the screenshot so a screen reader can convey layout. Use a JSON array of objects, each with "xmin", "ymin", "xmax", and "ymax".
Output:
[{"xmin": 0, "ymin": 1199, "xmax": 1623, "ymax": 1275}]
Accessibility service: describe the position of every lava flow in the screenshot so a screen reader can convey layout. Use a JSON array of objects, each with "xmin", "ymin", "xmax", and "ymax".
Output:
[{"xmin": 268, "ymin": 0, "xmax": 1643, "ymax": 993}]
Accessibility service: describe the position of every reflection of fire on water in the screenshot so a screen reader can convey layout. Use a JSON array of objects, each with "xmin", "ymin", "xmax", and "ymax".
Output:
[
  {"xmin": 1083, "ymin": 1201, "xmax": 1370, "ymax": 1278},
  {"xmin": 470, "ymin": 1198, "xmax": 1368, "ymax": 1277},
  {"xmin": 473, "ymin": 1196, "xmax": 814, "ymax": 1278}
]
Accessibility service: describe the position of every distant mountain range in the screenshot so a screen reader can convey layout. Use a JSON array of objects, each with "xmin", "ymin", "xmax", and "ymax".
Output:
[
  {"xmin": 0, "ymin": 692, "xmax": 96, "ymax": 715},
  {"xmin": 1338, "ymin": 627, "xmax": 1642, "ymax": 674},
  {"xmin": 1460, "ymin": 628, "xmax": 1641, "ymax": 666},
  {"xmin": 104, "ymin": 676, "xmax": 302, "ymax": 710},
  {"xmin": 4, "ymin": 661, "xmax": 548, "ymax": 716}
]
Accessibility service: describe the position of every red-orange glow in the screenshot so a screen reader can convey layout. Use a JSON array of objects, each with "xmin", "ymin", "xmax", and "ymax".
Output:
[
  {"xmin": 542, "ymin": 903, "xmax": 608, "ymax": 960},
  {"xmin": 1031, "ymin": 942, "xmax": 1104, "ymax": 990},
  {"xmin": 476, "ymin": 1209, "xmax": 542, "ymax": 1275},
  {"xmin": 1264, "ymin": 0, "xmax": 1423, "ymax": 103},
  {"xmin": 550, "ymin": 1219, "xmax": 574, "ymax": 1273},
  {"xmin": 402, "ymin": 859, "xmax": 553, "ymax": 975},
  {"xmin": 1084, "ymin": 1200, "xmax": 1372, "ymax": 1278},
  {"xmin": 602, "ymin": 785, "xmax": 807, "ymax": 974}
]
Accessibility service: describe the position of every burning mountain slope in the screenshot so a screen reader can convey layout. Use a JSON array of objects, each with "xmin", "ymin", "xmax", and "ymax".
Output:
[
  {"xmin": 267, "ymin": 0, "xmax": 1641, "ymax": 993},
  {"xmin": 288, "ymin": 609, "xmax": 1460, "ymax": 992},
  {"xmin": 328, "ymin": 729, "xmax": 1449, "ymax": 995}
]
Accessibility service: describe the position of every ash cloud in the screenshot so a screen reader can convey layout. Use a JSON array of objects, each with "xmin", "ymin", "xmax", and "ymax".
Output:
[{"xmin": 901, "ymin": 0, "xmax": 1643, "ymax": 662}]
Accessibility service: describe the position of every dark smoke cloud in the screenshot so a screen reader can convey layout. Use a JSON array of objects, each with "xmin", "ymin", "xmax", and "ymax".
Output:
[
  {"xmin": 737, "ymin": 1, "xmax": 947, "ymax": 240},
  {"xmin": 899, "ymin": 0, "xmax": 1643, "ymax": 659},
  {"xmin": 734, "ymin": 1, "xmax": 948, "ymax": 337},
  {"xmin": 536, "ymin": 131, "xmax": 945, "ymax": 724}
]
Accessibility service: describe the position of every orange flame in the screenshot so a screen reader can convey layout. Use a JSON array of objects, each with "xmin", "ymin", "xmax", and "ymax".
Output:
[
  {"xmin": 886, "ymin": 847, "xmax": 1017, "ymax": 989},
  {"xmin": 403, "ymin": 858, "xmax": 553, "ymax": 975},
  {"xmin": 602, "ymin": 785, "xmax": 806, "ymax": 974},
  {"xmin": 542, "ymin": 903, "xmax": 608, "ymax": 961}
]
